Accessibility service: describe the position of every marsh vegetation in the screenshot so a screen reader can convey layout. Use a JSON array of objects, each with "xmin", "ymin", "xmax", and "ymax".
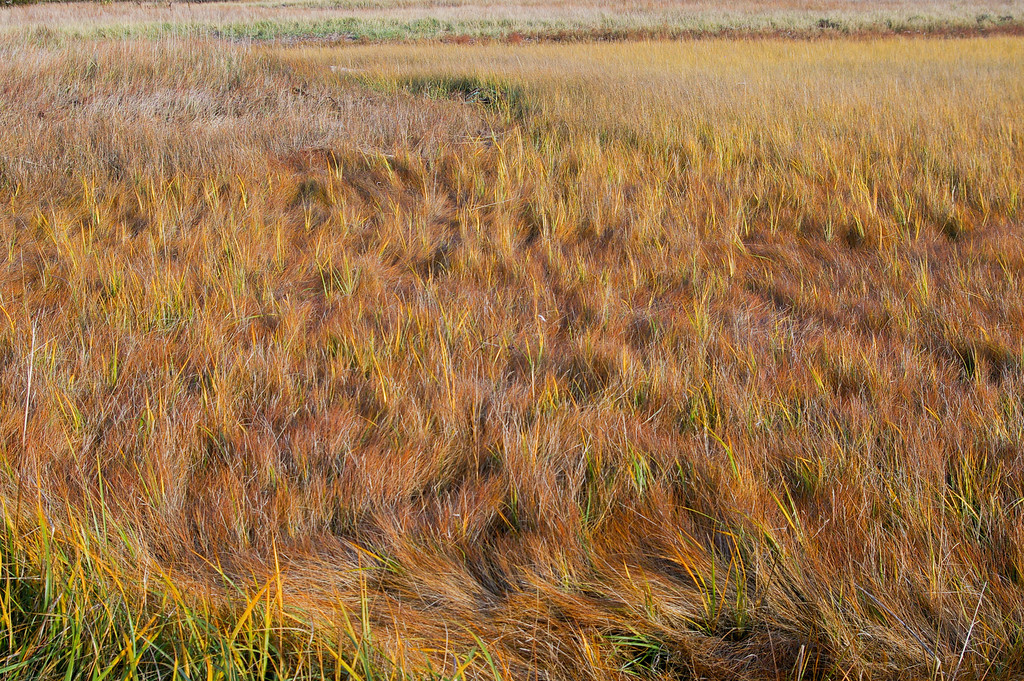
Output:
[{"xmin": 0, "ymin": 12, "xmax": 1023, "ymax": 681}]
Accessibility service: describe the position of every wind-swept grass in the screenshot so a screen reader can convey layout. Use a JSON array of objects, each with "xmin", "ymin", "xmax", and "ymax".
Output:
[{"xmin": 0, "ymin": 30, "xmax": 1023, "ymax": 680}]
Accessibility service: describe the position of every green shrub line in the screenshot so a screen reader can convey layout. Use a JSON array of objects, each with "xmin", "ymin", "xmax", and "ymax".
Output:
[{"xmin": 2, "ymin": 10, "xmax": 1022, "ymax": 44}]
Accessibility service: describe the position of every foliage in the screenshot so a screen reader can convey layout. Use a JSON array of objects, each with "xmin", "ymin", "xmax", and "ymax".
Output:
[{"xmin": 0, "ymin": 31, "xmax": 1022, "ymax": 680}]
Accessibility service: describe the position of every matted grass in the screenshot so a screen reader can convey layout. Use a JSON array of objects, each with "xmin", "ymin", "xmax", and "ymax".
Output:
[{"xmin": 1, "ymin": 31, "xmax": 1023, "ymax": 680}]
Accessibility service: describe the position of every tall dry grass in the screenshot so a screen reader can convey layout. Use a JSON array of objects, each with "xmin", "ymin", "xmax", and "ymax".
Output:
[
  {"xmin": 2, "ymin": 0, "xmax": 1023, "ymax": 41},
  {"xmin": 1, "ymin": 31, "xmax": 1024, "ymax": 679}
]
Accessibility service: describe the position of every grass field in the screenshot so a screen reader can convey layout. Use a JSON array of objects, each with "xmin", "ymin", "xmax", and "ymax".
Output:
[
  {"xmin": 1, "ymin": 5, "xmax": 1024, "ymax": 680},
  {"xmin": 3, "ymin": 0, "xmax": 1024, "ymax": 41}
]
